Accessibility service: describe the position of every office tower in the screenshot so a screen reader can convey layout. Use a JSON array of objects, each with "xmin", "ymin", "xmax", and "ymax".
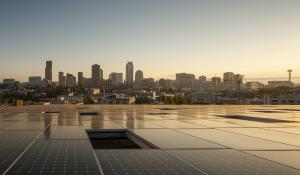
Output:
[
  {"xmin": 28, "ymin": 76, "xmax": 42, "ymax": 88},
  {"xmin": 234, "ymin": 74, "xmax": 244, "ymax": 90},
  {"xmin": 223, "ymin": 72, "xmax": 235, "ymax": 85},
  {"xmin": 45, "ymin": 61, "xmax": 52, "ymax": 84},
  {"xmin": 78, "ymin": 72, "xmax": 84, "ymax": 87},
  {"xmin": 92, "ymin": 64, "xmax": 101, "ymax": 88},
  {"xmin": 109, "ymin": 72, "xmax": 123, "ymax": 86},
  {"xmin": 58, "ymin": 72, "xmax": 66, "ymax": 86},
  {"xmin": 176, "ymin": 73, "xmax": 196, "ymax": 90},
  {"xmin": 211, "ymin": 77, "xmax": 222, "ymax": 91},
  {"xmin": 135, "ymin": 70, "xmax": 144, "ymax": 82},
  {"xmin": 223, "ymin": 72, "xmax": 235, "ymax": 90},
  {"xmin": 126, "ymin": 62, "xmax": 134, "ymax": 85},
  {"xmin": 66, "ymin": 73, "xmax": 76, "ymax": 87},
  {"xmin": 199, "ymin": 76, "xmax": 207, "ymax": 90}
]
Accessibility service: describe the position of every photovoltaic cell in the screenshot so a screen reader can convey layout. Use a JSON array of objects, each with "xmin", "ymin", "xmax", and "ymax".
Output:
[{"xmin": 0, "ymin": 150, "xmax": 21, "ymax": 174}]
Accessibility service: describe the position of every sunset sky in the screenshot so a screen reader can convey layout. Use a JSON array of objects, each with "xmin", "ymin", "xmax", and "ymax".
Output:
[{"xmin": 0, "ymin": 0, "xmax": 300, "ymax": 82}]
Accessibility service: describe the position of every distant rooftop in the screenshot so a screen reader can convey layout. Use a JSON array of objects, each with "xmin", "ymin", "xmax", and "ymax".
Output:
[{"xmin": 0, "ymin": 105, "xmax": 300, "ymax": 174}]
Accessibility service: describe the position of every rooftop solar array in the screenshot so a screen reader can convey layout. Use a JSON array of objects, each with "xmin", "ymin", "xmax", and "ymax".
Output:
[{"xmin": 0, "ymin": 105, "xmax": 300, "ymax": 174}]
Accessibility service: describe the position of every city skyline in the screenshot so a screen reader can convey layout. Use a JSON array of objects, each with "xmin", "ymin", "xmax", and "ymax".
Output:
[
  {"xmin": 1, "ymin": 0, "xmax": 300, "ymax": 81},
  {"xmin": 1, "ymin": 60, "xmax": 300, "ymax": 84}
]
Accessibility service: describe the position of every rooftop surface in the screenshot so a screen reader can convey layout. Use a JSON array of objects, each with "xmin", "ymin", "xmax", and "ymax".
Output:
[{"xmin": 0, "ymin": 105, "xmax": 300, "ymax": 175}]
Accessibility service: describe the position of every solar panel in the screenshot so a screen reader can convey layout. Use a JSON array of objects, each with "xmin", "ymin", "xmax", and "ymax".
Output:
[
  {"xmin": 7, "ymin": 140, "xmax": 101, "ymax": 174},
  {"xmin": 168, "ymin": 149, "xmax": 300, "ymax": 175},
  {"xmin": 95, "ymin": 149, "xmax": 204, "ymax": 175}
]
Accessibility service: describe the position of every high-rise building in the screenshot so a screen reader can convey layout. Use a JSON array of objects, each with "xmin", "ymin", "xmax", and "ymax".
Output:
[
  {"xmin": 211, "ymin": 77, "xmax": 222, "ymax": 91},
  {"xmin": 223, "ymin": 72, "xmax": 234, "ymax": 85},
  {"xmin": 66, "ymin": 73, "xmax": 76, "ymax": 87},
  {"xmin": 78, "ymin": 72, "xmax": 84, "ymax": 87},
  {"xmin": 109, "ymin": 72, "xmax": 123, "ymax": 86},
  {"xmin": 135, "ymin": 70, "xmax": 143, "ymax": 82},
  {"xmin": 45, "ymin": 61, "xmax": 52, "ymax": 84},
  {"xmin": 234, "ymin": 74, "xmax": 244, "ymax": 90},
  {"xmin": 199, "ymin": 76, "xmax": 207, "ymax": 90},
  {"xmin": 223, "ymin": 72, "xmax": 235, "ymax": 90},
  {"xmin": 126, "ymin": 62, "xmax": 134, "ymax": 85},
  {"xmin": 58, "ymin": 72, "xmax": 66, "ymax": 86},
  {"xmin": 92, "ymin": 64, "xmax": 101, "ymax": 88},
  {"xmin": 176, "ymin": 73, "xmax": 196, "ymax": 90}
]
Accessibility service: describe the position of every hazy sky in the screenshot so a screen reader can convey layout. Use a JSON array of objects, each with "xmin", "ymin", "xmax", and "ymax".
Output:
[{"xmin": 1, "ymin": 0, "xmax": 300, "ymax": 82}]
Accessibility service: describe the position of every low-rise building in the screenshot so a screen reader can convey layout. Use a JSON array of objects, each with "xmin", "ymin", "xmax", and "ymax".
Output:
[
  {"xmin": 28, "ymin": 76, "xmax": 42, "ymax": 88},
  {"xmin": 246, "ymin": 81, "xmax": 265, "ymax": 90},
  {"xmin": 268, "ymin": 81, "xmax": 293, "ymax": 88}
]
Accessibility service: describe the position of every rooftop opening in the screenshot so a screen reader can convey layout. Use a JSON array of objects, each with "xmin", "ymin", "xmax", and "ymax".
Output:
[
  {"xmin": 215, "ymin": 115, "xmax": 297, "ymax": 123},
  {"xmin": 276, "ymin": 109, "xmax": 300, "ymax": 112},
  {"xmin": 80, "ymin": 111, "xmax": 99, "ymax": 116},
  {"xmin": 42, "ymin": 111, "xmax": 60, "ymax": 114},
  {"xmin": 86, "ymin": 129, "xmax": 156, "ymax": 149},
  {"xmin": 250, "ymin": 110, "xmax": 287, "ymax": 113},
  {"xmin": 146, "ymin": 112, "xmax": 170, "ymax": 115},
  {"xmin": 158, "ymin": 108, "xmax": 177, "ymax": 111},
  {"xmin": 77, "ymin": 106, "xmax": 90, "ymax": 110}
]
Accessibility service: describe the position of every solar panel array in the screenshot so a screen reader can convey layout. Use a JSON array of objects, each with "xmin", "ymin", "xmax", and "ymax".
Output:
[{"xmin": 0, "ymin": 105, "xmax": 299, "ymax": 174}]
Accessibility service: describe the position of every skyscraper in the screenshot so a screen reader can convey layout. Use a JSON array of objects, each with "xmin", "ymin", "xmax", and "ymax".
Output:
[
  {"xmin": 78, "ymin": 72, "xmax": 84, "ymax": 87},
  {"xmin": 92, "ymin": 64, "xmax": 101, "ymax": 88},
  {"xmin": 45, "ymin": 61, "xmax": 52, "ymax": 84},
  {"xmin": 126, "ymin": 62, "xmax": 134, "ymax": 85},
  {"xmin": 58, "ymin": 72, "xmax": 65, "ymax": 86},
  {"xmin": 135, "ymin": 70, "xmax": 143, "ymax": 82},
  {"xmin": 109, "ymin": 72, "xmax": 123, "ymax": 86}
]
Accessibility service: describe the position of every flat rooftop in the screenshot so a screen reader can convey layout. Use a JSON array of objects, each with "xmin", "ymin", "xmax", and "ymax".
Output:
[{"xmin": 0, "ymin": 105, "xmax": 300, "ymax": 175}]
